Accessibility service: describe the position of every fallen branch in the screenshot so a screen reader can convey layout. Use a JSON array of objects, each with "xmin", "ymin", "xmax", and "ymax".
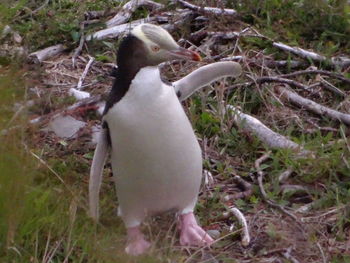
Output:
[
  {"xmin": 228, "ymin": 206, "xmax": 250, "ymax": 247},
  {"xmin": 273, "ymin": 42, "xmax": 350, "ymax": 69},
  {"xmin": 106, "ymin": 0, "xmax": 164, "ymax": 27},
  {"xmin": 281, "ymin": 247, "xmax": 301, "ymax": 263},
  {"xmin": 161, "ymin": 10, "xmax": 195, "ymax": 33},
  {"xmin": 263, "ymin": 59, "xmax": 307, "ymax": 69},
  {"xmin": 255, "ymin": 152, "xmax": 299, "ymax": 222},
  {"xmin": 86, "ymin": 18, "xmax": 154, "ymax": 41},
  {"xmin": 28, "ymin": 44, "xmax": 66, "ymax": 64},
  {"xmin": 226, "ymin": 105, "xmax": 307, "ymax": 153},
  {"xmin": 279, "ymin": 69, "xmax": 350, "ymax": 85},
  {"xmin": 69, "ymin": 56, "xmax": 94, "ymax": 100},
  {"xmin": 320, "ymin": 78, "xmax": 346, "ymax": 97},
  {"xmin": 84, "ymin": 10, "xmax": 115, "ymax": 20},
  {"xmin": 30, "ymin": 95, "xmax": 101, "ymax": 125},
  {"xmin": 76, "ymin": 56, "xmax": 95, "ymax": 90},
  {"xmin": 255, "ymin": 76, "xmax": 311, "ymax": 92},
  {"xmin": 72, "ymin": 23, "xmax": 86, "ymax": 68},
  {"xmin": 276, "ymin": 86, "xmax": 350, "ymax": 126},
  {"xmin": 176, "ymin": 0, "xmax": 237, "ymax": 16},
  {"xmin": 224, "ymin": 175, "xmax": 252, "ymax": 200},
  {"xmin": 219, "ymin": 55, "xmax": 307, "ymax": 69}
]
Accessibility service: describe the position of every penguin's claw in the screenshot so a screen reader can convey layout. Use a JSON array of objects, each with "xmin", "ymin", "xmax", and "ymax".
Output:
[
  {"xmin": 125, "ymin": 226, "xmax": 151, "ymax": 256},
  {"xmin": 125, "ymin": 238, "xmax": 151, "ymax": 256},
  {"xmin": 179, "ymin": 212, "xmax": 214, "ymax": 247}
]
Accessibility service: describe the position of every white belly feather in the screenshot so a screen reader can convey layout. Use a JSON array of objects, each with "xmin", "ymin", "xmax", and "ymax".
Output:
[{"xmin": 104, "ymin": 67, "xmax": 202, "ymax": 227}]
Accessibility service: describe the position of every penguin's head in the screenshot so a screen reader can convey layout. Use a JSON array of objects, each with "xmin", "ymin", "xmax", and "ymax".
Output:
[{"xmin": 117, "ymin": 24, "xmax": 201, "ymax": 69}]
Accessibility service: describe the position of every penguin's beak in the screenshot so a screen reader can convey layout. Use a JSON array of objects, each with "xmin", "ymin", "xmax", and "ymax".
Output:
[{"xmin": 168, "ymin": 47, "xmax": 202, "ymax": 61}]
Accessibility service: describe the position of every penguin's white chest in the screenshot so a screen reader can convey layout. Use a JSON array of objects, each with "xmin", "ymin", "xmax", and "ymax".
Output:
[{"xmin": 104, "ymin": 67, "xmax": 202, "ymax": 227}]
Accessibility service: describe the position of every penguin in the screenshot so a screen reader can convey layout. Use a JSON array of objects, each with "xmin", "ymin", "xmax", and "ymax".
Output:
[{"xmin": 88, "ymin": 23, "xmax": 242, "ymax": 255}]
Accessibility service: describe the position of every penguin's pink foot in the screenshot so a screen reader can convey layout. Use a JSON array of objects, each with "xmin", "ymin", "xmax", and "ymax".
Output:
[
  {"xmin": 125, "ymin": 226, "xmax": 151, "ymax": 256},
  {"xmin": 179, "ymin": 212, "xmax": 214, "ymax": 247}
]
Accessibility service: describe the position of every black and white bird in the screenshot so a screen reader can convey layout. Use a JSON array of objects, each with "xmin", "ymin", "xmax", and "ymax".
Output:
[{"xmin": 89, "ymin": 23, "xmax": 242, "ymax": 255}]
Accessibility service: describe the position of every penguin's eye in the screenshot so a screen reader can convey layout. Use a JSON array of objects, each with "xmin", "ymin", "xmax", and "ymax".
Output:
[{"xmin": 151, "ymin": 45, "xmax": 160, "ymax": 52}]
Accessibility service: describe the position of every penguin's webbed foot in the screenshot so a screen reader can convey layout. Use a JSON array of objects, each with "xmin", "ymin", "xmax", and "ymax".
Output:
[
  {"xmin": 179, "ymin": 212, "xmax": 214, "ymax": 247},
  {"xmin": 125, "ymin": 226, "xmax": 151, "ymax": 256}
]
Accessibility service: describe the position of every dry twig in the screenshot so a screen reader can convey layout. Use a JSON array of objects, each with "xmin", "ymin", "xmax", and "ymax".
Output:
[
  {"xmin": 176, "ymin": 0, "xmax": 237, "ymax": 16},
  {"xmin": 255, "ymin": 151, "xmax": 299, "ymax": 222},
  {"xmin": 69, "ymin": 56, "xmax": 95, "ymax": 100},
  {"xmin": 30, "ymin": 95, "xmax": 101, "ymax": 125},
  {"xmin": 224, "ymin": 175, "xmax": 252, "ymax": 200},
  {"xmin": 226, "ymin": 105, "xmax": 307, "ymax": 153},
  {"xmin": 228, "ymin": 206, "xmax": 250, "ymax": 247},
  {"xmin": 276, "ymin": 86, "xmax": 350, "ymax": 126},
  {"xmin": 86, "ymin": 18, "xmax": 154, "ymax": 41},
  {"xmin": 255, "ymin": 76, "xmax": 311, "ymax": 92},
  {"xmin": 279, "ymin": 69, "xmax": 350, "ymax": 85},
  {"xmin": 106, "ymin": 0, "xmax": 164, "ymax": 27},
  {"xmin": 281, "ymin": 247, "xmax": 301, "ymax": 263},
  {"xmin": 72, "ymin": 23, "xmax": 86, "ymax": 68},
  {"xmin": 273, "ymin": 42, "xmax": 350, "ymax": 68},
  {"xmin": 28, "ymin": 44, "xmax": 66, "ymax": 64}
]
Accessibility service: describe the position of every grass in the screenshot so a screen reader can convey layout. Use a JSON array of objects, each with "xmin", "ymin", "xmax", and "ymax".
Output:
[{"xmin": 1, "ymin": 0, "xmax": 350, "ymax": 262}]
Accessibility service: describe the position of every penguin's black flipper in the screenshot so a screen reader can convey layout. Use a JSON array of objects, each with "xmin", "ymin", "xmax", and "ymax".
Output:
[{"xmin": 89, "ymin": 127, "xmax": 110, "ymax": 221}]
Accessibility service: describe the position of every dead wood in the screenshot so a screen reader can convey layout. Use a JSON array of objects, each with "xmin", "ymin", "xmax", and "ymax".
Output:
[
  {"xmin": 279, "ymin": 69, "xmax": 350, "ymax": 85},
  {"xmin": 226, "ymin": 105, "xmax": 307, "ymax": 153},
  {"xmin": 72, "ymin": 23, "xmax": 86, "ymax": 68},
  {"xmin": 273, "ymin": 42, "xmax": 350, "ymax": 69},
  {"xmin": 255, "ymin": 152, "xmax": 300, "ymax": 222},
  {"xmin": 69, "ymin": 56, "xmax": 95, "ymax": 100},
  {"xmin": 263, "ymin": 59, "xmax": 307, "ymax": 69},
  {"xmin": 281, "ymin": 247, "xmax": 301, "ymax": 263},
  {"xmin": 106, "ymin": 0, "xmax": 164, "ymax": 28},
  {"xmin": 255, "ymin": 76, "xmax": 311, "ymax": 92},
  {"xmin": 228, "ymin": 206, "xmax": 250, "ymax": 247},
  {"xmin": 76, "ymin": 56, "xmax": 95, "ymax": 90},
  {"xmin": 224, "ymin": 175, "xmax": 252, "ymax": 200},
  {"xmin": 84, "ymin": 10, "xmax": 115, "ymax": 20},
  {"xmin": 28, "ymin": 44, "xmax": 66, "ymax": 64},
  {"xmin": 276, "ymin": 86, "xmax": 350, "ymax": 126},
  {"xmin": 176, "ymin": 0, "xmax": 238, "ymax": 16},
  {"xmin": 30, "ymin": 95, "xmax": 102, "ymax": 125},
  {"xmin": 86, "ymin": 18, "xmax": 154, "ymax": 41}
]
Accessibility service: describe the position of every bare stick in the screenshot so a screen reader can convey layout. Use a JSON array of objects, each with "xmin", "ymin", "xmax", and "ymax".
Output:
[
  {"xmin": 68, "ymin": 56, "xmax": 95, "ymax": 100},
  {"xmin": 255, "ymin": 76, "xmax": 311, "ymax": 92},
  {"xmin": 320, "ymin": 78, "xmax": 346, "ymax": 97},
  {"xmin": 84, "ymin": 10, "xmax": 115, "ymax": 20},
  {"xmin": 176, "ymin": 0, "xmax": 237, "ymax": 16},
  {"xmin": 106, "ymin": 0, "xmax": 164, "ymax": 27},
  {"xmin": 28, "ymin": 44, "xmax": 66, "ymax": 64},
  {"xmin": 226, "ymin": 105, "xmax": 307, "ymax": 152},
  {"xmin": 273, "ymin": 42, "xmax": 326, "ymax": 62},
  {"xmin": 228, "ymin": 206, "xmax": 250, "ymax": 247},
  {"xmin": 86, "ymin": 18, "xmax": 154, "ymax": 41},
  {"xmin": 219, "ymin": 55, "xmax": 307, "ymax": 69},
  {"xmin": 276, "ymin": 86, "xmax": 350, "ymax": 126},
  {"xmin": 30, "ymin": 95, "xmax": 101, "ymax": 125},
  {"xmin": 264, "ymin": 59, "xmax": 307, "ymax": 69},
  {"xmin": 279, "ymin": 69, "xmax": 350, "ymax": 85},
  {"xmin": 273, "ymin": 42, "xmax": 350, "ymax": 68},
  {"xmin": 72, "ymin": 23, "xmax": 85, "ymax": 68},
  {"xmin": 224, "ymin": 175, "xmax": 252, "ymax": 200},
  {"xmin": 316, "ymin": 242, "xmax": 327, "ymax": 263},
  {"xmin": 76, "ymin": 56, "xmax": 95, "ymax": 90},
  {"xmin": 255, "ymin": 151, "xmax": 299, "ymax": 222},
  {"xmin": 281, "ymin": 247, "xmax": 301, "ymax": 263}
]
